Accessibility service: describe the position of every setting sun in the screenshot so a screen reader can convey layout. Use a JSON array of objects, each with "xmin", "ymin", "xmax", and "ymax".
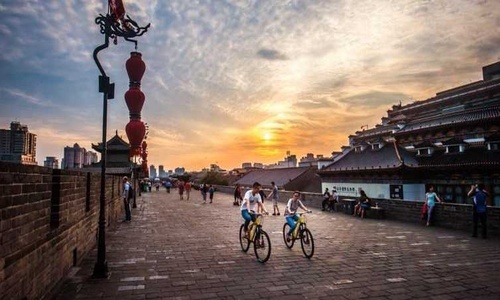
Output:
[{"xmin": 263, "ymin": 132, "xmax": 272, "ymax": 141}]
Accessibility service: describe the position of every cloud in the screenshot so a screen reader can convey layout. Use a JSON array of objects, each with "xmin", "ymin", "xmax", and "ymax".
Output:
[{"xmin": 256, "ymin": 48, "xmax": 289, "ymax": 61}]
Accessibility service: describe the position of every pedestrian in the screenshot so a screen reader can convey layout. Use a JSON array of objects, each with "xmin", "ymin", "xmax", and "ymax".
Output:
[
  {"xmin": 178, "ymin": 180, "xmax": 185, "ymax": 200},
  {"xmin": 155, "ymin": 182, "xmax": 160, "ymax": 191},
  {"xmin": 165, "ymin": 180, "xmax": 171, "ymax": 193},
  {"xmin": 468, "ymin": 183, "xmax": 488, "ymax": 238},
  {"xmin": 122, "ymin": 176, "xmax": 132, "ymax": 221},
  {"xmin": 321, "ymin": 187, "xmax": 331, "ymax": 211},
  {"xmin": 267, "ymin": 181, "xmax": 281, "ymax": 215},
  {"xmin": 425, "ymin": 185, "xmax": 441, "ymax": 226},
  {"xmin": 209, "ymin": 184, "xmax": 215, "ymax": 203},
  {"xmin": 233, "ymin": 183, "xmax": 243, "ymax": 206},
  {"xmin": 330, "ymin": 186, "xmax": 339, "ymax": 211},
  {"xmin": 201, "ymin": 183, "xmax": 208, "ymax": 203},
  {"xmin": 185, "ymin": 181, "xmax": 192, "ymax": 200},
  {"xmin": 148, "ymin": 181, "xmax": 152, "ymax": 192},
  {"xmin": 258, "ymin": 189, "xmax": 267, "ymax": 213}
]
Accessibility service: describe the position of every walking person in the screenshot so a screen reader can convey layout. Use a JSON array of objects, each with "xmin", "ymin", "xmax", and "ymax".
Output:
[
  {"xmin": 425, "ymin": 185, "xmax": 441, "ymax": 226},
  {"xmin": 185, "ymin": 181, "xmax": 192, "ymax": 200},
  {"xmin": 209, "ymin": 184, "xmax": 215, "ymax": 203},
  {"xmin": 165, "ymin": 180, "xmax": 171, "ymax": 193},
  {"xmin": 201, "ymin": 183, "xmax": 208, "ymax": 203},
  {"xmin": 233, "ymin": 183, "xmax": 243, "ymax": 206},
  {"xmin": 468, "ymin": 183, "xmax": 489, "ymax": 238},
  {"xmin": 122, "ymin": 176, "xmax": 132, "ymax": 222},
  {"xmin": 267, "ymin": 181, "xmax": 281, "ymax": 215},
  {"xmin": 178, "ymin": 180, "xmax": 185, "ymax": 200}
]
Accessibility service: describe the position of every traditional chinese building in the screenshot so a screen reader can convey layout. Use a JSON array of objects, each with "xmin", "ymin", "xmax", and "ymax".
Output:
[
  {"xmin": 84, "ymin": 131, "xmax": 136, "ymax": 176},
  {"xmin": 319, "ymin": 61, "xmax": 500, "ymax": 206}
]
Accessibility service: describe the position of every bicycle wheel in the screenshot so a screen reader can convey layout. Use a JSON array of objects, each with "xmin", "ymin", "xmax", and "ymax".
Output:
[
  {"xmin": 239, "ymin": 224, "xmax": 250, "ymax": 252},
  {"xmin": 254, "ymin": 229, "xmax": 271, "ymax": 263},
  {"xmin": 282, "ymin": 223, "xmax": 294, "ymax": 249},
  {"xmin": 300, "ymin": 228, "xmax": 314, "ymax": 259}
]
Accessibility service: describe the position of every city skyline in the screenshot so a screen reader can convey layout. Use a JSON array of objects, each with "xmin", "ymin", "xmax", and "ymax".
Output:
[{"xmin": 1, "ymin": 0, "xmax": 499, "ymax": 170}]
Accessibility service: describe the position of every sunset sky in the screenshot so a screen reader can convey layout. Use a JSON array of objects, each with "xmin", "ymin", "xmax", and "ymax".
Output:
[{"xmin": 1, "ymin": 0, "xmax": 499, "ymax": 171}]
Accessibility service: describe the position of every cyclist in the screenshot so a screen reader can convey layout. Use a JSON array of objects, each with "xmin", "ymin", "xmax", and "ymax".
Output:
[
  {"xmin": 241, "ymin": 182, "xmax": 269, "ymax": 235},
  {"xmin": 285, "ymin": 191, "xmax": 311, "ymax": 241}
]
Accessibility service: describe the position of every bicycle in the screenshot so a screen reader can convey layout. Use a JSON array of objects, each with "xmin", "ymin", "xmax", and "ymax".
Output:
[
  {"xmin": 282, "ymin": 212, "xmax": 314, "ymax": 258},
  {"xmin": 239, "ymin": 213, "xmax": 271, "ymax": 263}
]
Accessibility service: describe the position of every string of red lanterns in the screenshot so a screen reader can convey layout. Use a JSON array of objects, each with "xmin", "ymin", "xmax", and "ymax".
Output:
[{"xmin": 124, "ymin": 51, "xmax": 147, "ymax": 158}]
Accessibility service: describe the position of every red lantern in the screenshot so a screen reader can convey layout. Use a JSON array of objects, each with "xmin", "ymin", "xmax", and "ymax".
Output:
[
  {"xmin": 124, "ymin": 87, "xmax": 145, "ymax": 116},
  {"xmin": 125, "ymin": 119, "xmax": 146, "ymax": 148},
  {"xmin": 126, "ymin": 52, "xmax": 146, "ymax": 85}
]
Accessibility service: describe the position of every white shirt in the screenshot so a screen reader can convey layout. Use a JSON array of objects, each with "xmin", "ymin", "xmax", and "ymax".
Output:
[
  {"xmin": 240, "ymin": 190, "xmax": 262, "ymax": 211},
  {"xmin": 285, "ymin": 198, "xmax": 306, "ymax": 216},
  {"xmin": 123, "ymin": 182, "xmax": 130, "ymax": 198}
]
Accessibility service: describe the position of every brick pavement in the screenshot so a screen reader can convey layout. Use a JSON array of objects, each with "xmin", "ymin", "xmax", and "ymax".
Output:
[{"xmin": 54, "ymin": 189, "xmax": 500, "ymax": 300}]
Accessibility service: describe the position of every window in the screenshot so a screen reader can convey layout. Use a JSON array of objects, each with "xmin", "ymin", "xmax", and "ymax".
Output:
[
  {"xmin": 488, "ymin": 142, "xmax": 500, "ymax": 151},
  {"xmin": 417, "ymin": 148, "xmax": 430, "ymax": 156},
  {"xmin": 372, "ymin": 143, "xmax": 380, "ymax": 150},
  {"xmin": 446, "ymin": 145, "xmax": 460, "ymax": 153}
]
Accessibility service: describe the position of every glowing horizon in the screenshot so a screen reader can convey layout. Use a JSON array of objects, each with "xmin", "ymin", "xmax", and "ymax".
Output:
[{"xmin": 1, "ymin": 0, "xmax": 499, "ymax": 171}]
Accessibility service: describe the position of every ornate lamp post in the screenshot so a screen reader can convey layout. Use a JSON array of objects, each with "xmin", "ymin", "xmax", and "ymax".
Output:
[{"xmin": 92, "ymin": 0, "xmax": 149, "ymax": 278}]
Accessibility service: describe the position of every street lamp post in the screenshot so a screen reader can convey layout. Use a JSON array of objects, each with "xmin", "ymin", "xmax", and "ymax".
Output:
[{"xmin": 92, "ymin": 1, "xmax": 149, "ymax": 278}]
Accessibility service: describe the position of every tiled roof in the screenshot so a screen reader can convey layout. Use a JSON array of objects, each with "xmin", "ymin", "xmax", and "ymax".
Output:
[
  {"xmin": 406, "ymin": 148, "xmax": 500, "ymax": 168},
  {"xmin": 235, "ymin": 167, "xmax": 311, "ymax": 188},
  {"xmin": 320, "ymin": 143, "xmax": 415, "ymax": 172},
  {"xmin": 396, "ymin": 106, "xmax": 500, "ymax": 134}
]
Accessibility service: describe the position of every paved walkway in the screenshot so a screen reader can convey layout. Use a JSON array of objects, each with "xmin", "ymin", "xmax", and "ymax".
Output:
[{"xmin": 54, "ymin": 189, "xmax": 500, "ymax": 300}]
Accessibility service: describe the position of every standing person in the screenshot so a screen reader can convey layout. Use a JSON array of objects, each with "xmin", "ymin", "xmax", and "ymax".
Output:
[
  {"xmin": 241, "ymin": 182, "xmax": 269, "ymax": 235},
  {"xmin": 201, "ymin": 183, "xmax": 208, "ymax": 204},
  {"xmin": 267, "ymin": 181, "xmax": 281, "ymax": 216},
  {"xmin": 209, "ymin": 184, "xmax": 215, "ymax": 203},
  {"xmin": 178, "ymin": 180, "xmax": 185, "ymax": 200},
  {"xmin": 155, "ymin": 181, "xmax": 160, "ymax": 191},
  {"xmin": 234, "ymin": 184, "xmax": 243, "ymax": 206},
  {"xmin": 425, "ymin": 185, "xmax": 441, "ymax": 226},
  {"xmin": 122, "ymin": 176, "xmax": 132, "ymax": 222},
  {"xmin": 321, "ymin": 188, "xmax": 331, "ymax": 211},
  {"xmin": 284, "ymin": 191, "xmax": 311, "ymax": 241},
  {"xmin": 468, "ymin": 183, "xmax": 489, "ymax": 238},
  {"xmin": 148, "ymin": 181, "xmax": 152, "ymax": 192},
  {"xmin": 165, "ymin": 180, "xmax": 171, "ymax": 193},
  {"xmin": 185, "ymin": 181, "xmax": 192, "ymax": 200}
]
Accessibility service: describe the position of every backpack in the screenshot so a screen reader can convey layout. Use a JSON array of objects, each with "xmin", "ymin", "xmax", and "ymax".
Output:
[{"xmin": 475, "ymin": 190, "xmax": 487, "ymax": 213}]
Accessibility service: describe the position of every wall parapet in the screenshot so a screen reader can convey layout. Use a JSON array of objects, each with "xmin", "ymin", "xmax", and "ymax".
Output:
[{"xmin": 0, "ymin": 162, "xmax": 125, "ymax": 300}]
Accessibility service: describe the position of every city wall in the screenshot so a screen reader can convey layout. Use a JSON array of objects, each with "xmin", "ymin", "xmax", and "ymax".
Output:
[
  {"xmin": 0, "ymin": 162, "xmax": 124, "ymax": 300},
  {"xmin": 217, "ymin": 185, "xmax": 500, "ymax": 237}
]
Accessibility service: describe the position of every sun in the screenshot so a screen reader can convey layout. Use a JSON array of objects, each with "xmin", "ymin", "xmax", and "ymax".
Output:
[{"xmin": 263, "ymin": 132, "xmax": 272, "ymax": 141}]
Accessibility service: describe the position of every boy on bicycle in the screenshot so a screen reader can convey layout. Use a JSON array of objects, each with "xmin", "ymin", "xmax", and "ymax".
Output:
[
  {"xmin": 285, "ymin": 191, "xmax": 312, "ymax": 241},
  {"xmin": 241, "ymin": 182, "xmax": 269, "ymax": 235}
]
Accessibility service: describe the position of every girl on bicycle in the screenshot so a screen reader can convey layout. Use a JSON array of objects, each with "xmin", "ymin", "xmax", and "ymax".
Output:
[
  {"xmin": 285, "ymin": 191, "xmax": 311, "ymax": 241},
  {"xmin": 241, "ymin": 182, "xmax": 269, "ymax": 234}
]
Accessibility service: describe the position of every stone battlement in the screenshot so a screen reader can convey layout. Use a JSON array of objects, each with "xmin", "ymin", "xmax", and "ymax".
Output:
[{"xmin": 0, "ymin": 162, "xmax": 125, "ymax": 300}]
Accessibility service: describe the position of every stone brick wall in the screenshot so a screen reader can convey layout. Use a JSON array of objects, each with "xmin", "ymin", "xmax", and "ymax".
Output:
[
  {"xmin": 217, "ymin": 185, "xmax": 500, "ymax": 236},
  {"xmin": 0, "ymin": 162, "xmax": 124, "ymax": 300}
]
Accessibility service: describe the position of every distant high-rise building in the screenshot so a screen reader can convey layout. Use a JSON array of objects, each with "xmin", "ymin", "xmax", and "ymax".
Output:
[
  {"xmin": 277, "ymin": 152, "xmax": 297, "ymax": 168},
  {"xmin": 174, "ymin": 167, "xmax": 185, "ymax": 175},
  {"xmin": 149, "ymin": 165, "xmax": 157, "ymax": 179},
  {"xmin": 253, "ymin": 163, "xmax": 263, "ymax": 168},
  {"xmin": 63, "ymin": 143, "xmax": 96, "ymax": 169},
  {"xmin": 44, "ymin": 156, "xmax": 59, "ymax": 169},
  {"xmin": 159, "ymin": 165, "xmax": 167, "ymax": 178},
  {"xmin": 0, "ymin": 121, "xmax": 37, "ymax": 165}
]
